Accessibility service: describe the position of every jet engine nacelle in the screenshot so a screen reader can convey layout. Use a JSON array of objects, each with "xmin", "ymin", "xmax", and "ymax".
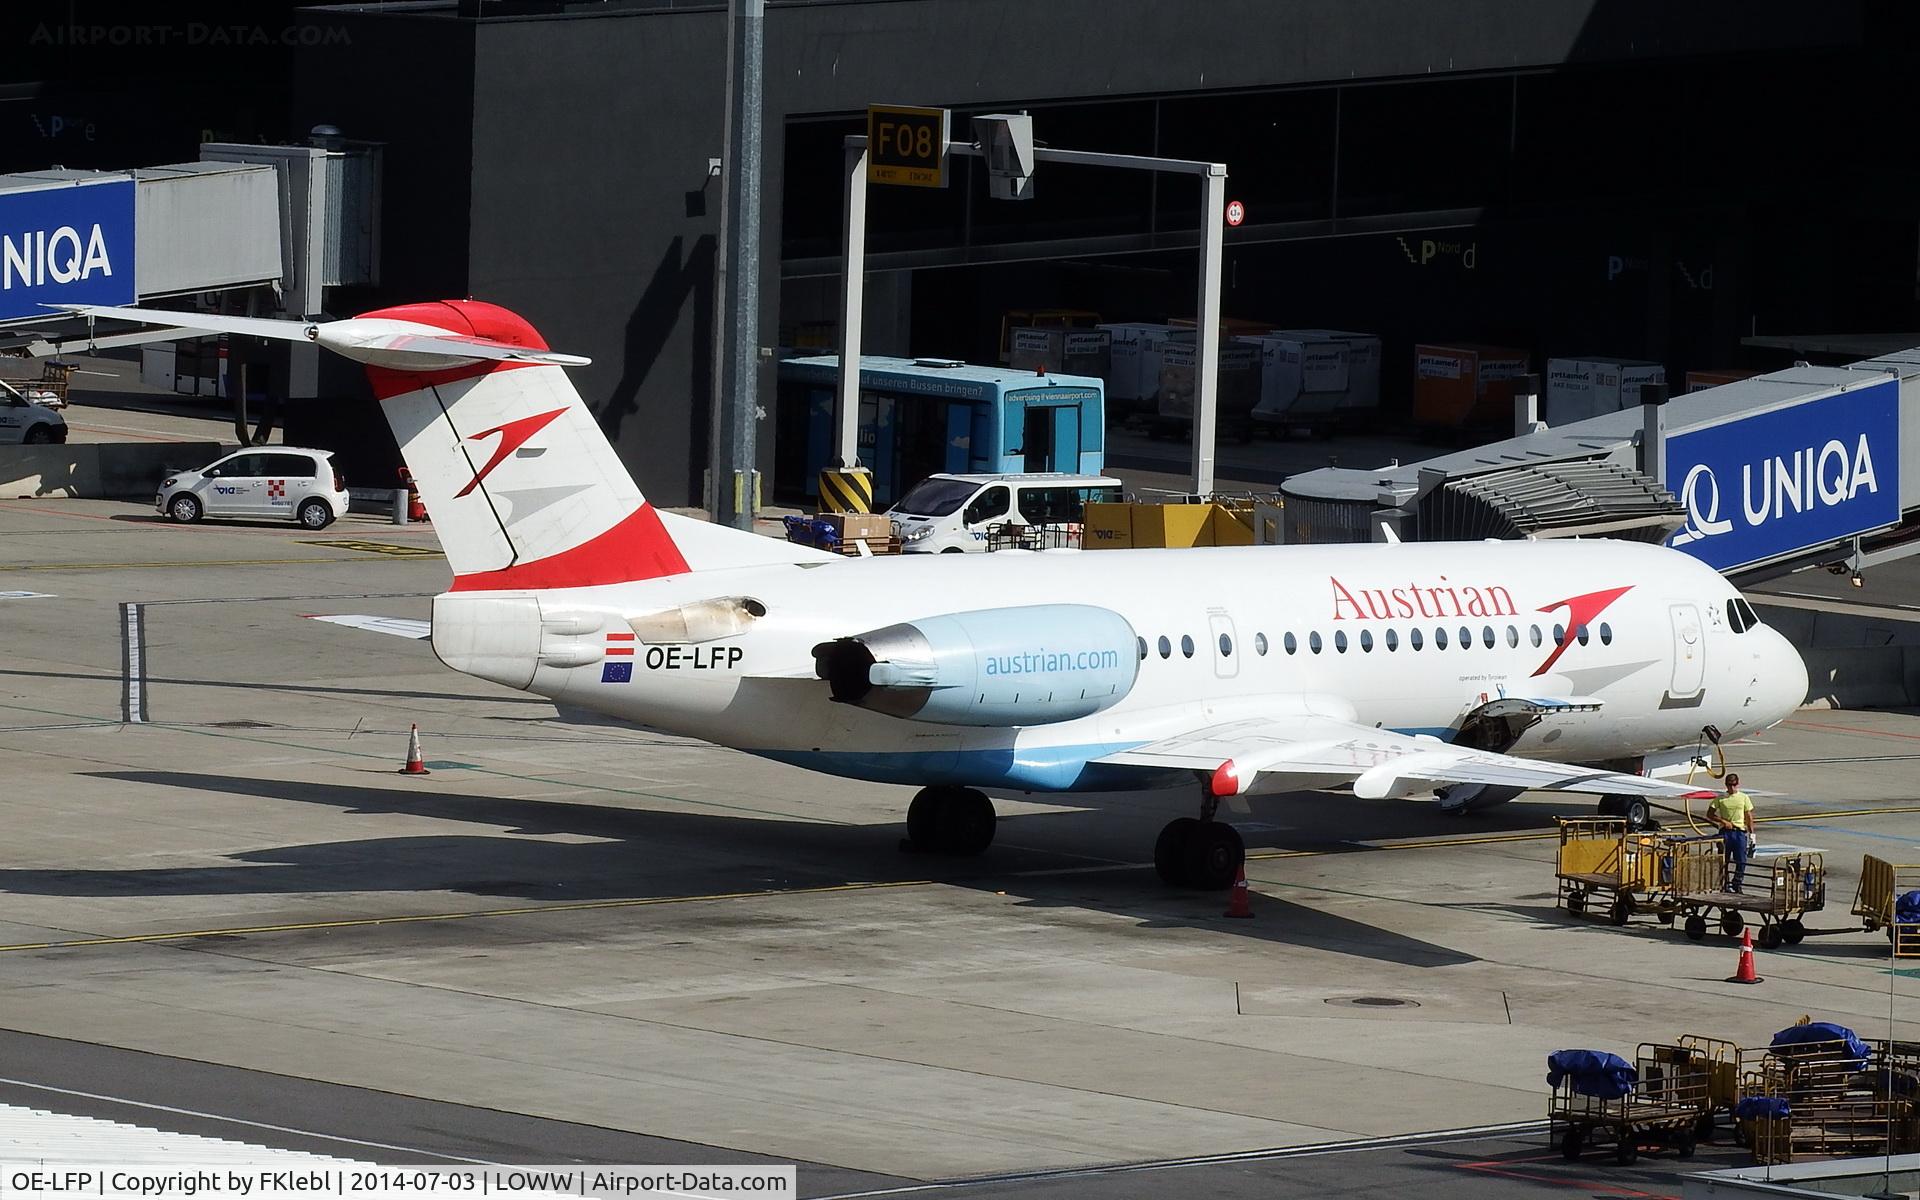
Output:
[{"xmin": 813, "ymin": 604, "xmax": 1140, "ymax": 727}]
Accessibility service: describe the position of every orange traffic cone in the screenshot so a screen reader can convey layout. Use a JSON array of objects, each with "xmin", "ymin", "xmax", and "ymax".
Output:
[
  {"xmin": 1223, "ymin": 866, "xmax": 1254, "ymax": 918},
  {"xmin": 398, "ymin": 723, "xmax": 431, "ymax": 775},
  {"xmin": 1727, "ymin": 927, "xmax": 1761, "ymax": 984}
]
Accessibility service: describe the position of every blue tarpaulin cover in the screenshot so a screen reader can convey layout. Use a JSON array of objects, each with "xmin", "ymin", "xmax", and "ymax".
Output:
[
  {"xmin": 1735, "ymin": 1097, "xmax": 1791, "ymax": 1120},
  {"xmin": 1547, "ymin": 1050, "xmax": 1637, "ymax": 1099},
  {"xmin": 1770, "ymin": 1022, "xmax": 1870, "ymax": 1070},
  {"xmin": 1896, "ymin": 890, "xmax": 1920, "ymax": 922}
]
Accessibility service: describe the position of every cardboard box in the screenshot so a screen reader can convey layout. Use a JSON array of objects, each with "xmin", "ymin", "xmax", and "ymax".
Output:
[
  {"xmin": 822, "ymin": 512, "xmax": 894, "ymax": 540},
  {"xmin": 1244, "ymin": 330, "xmax": 1383, "ymax": 421},
  {"xmin": 1413, "ymin": 344, "xmax": 1530, "ymax": 429},
  {"xmin": 1685, "ymin": 368, "xmax": 1760, "ymax": 393},
  {"xmin": 1544, "ymin": 356, "xmax": 1666, "ymax": 426}
]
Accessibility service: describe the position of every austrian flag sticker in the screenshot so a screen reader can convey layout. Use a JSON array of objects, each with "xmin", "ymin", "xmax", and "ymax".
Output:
[{"xmin": 602, "ymin": 631, "xmax": 635, "ymax": 683}]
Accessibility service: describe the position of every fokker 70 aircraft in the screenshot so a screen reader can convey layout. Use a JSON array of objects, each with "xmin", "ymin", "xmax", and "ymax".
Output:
[{"xmin": 66, "ymin": 301, "xmax": 1807, "ymax": 889}]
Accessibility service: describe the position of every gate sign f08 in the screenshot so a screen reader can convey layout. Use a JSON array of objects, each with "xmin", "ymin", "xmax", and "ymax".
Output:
[
  {"xmin": 0, "ymin": 179, "xmax": 134, "ymax": 321},
  {"xmin": 1666, "ymin": 376, "xmax": 1900, "ymax": 572},
  {"xmin": 867, "ymin": 104, "xmax": 950, "ymax": 188}
]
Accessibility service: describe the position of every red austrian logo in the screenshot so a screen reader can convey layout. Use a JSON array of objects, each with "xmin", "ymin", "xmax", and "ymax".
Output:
[
  {"xmin": 1531, "ymin": 585, "xmax": 1634, "ymax": 677},
  {"xmin": 455, "ymin": 407, "xmax": 567, "ymax": 498},
  {"xmin": 1330, "ymin": 576, "xmax": 1518, "ymax": 621}
]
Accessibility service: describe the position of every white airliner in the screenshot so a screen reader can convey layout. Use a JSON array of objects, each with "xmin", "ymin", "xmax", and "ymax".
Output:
[{"xmin": 67, "ymin": 301, "xmax": 1808, "ymax": 889}]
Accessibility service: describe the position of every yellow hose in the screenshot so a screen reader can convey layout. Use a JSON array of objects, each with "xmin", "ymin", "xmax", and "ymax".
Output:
[{"xmin": 1681, "ymin": 733, "xmax": 1728, "ymax": 834}]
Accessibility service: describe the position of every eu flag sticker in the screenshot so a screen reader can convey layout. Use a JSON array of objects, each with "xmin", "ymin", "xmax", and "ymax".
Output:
[{"xmin": 601, "ymin": 662, "xmax": 633, "ymax": 684}]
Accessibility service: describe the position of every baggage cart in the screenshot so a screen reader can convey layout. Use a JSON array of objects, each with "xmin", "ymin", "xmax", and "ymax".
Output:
[
  {"xmin": 1735, "ymin": 1034, "xmax": 1918, "ymax": 1163},
  {"xmin": 1852, "ymin": 855, "xmax": 1920, "ymax": 957},
  {"xmin": 1550, "ymin": 1043, "xmax": 1711, "ymax": 1165},
  {"xmin": 1670, "ymin": 837, "xmax": 1824, "ymax": 948},
  {"xmin": 1555, "ymin": 818, "xmax": 1672, "ymax": 927}
]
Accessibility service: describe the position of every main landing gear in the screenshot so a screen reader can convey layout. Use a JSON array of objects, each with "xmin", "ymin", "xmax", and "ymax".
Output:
[
  {"xmin": 904, "ymin": 786, "xmax": 996, "ymax": 856},
  {"xmin": 1154, "ymin": 788, "xmax": 1245, "ymax": 890},
  {"xmin": 1596, "ymin": 794, "xmax": 1654, "ymax": 832}
]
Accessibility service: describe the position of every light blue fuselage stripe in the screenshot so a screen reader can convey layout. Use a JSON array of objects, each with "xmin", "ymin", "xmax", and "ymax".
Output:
[{"xmin": 753, "ymin": 726, "xmax": 1459, "ymax": 792}]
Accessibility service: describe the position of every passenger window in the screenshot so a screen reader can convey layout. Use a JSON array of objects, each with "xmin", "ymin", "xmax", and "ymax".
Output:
[
  {"xmin": 1218, "ymin": 633, "xmax": 1232, "ymax": 657},
  {"xmin": 1360, "ymin": 629, "xmax": 1374, "ymax": 653},
  {"xmin": 1552, "ymin": 624, "xmax": 1566, "ymax": 646},
  {"xmin": 1255, "ymin": 633, "xmax": 1269, "ymax": 656},
  {"xmin": 1157, "ymin": 636, "xmax": 1171, "ymax": 659},
  {"xmin": 1576, "ymin": 624, "xmax": 1590, "ymax": 646},
  {"xmin": 215, "ymin": 454, "xmax": 265, "ymax": 477},
  {"xmin": 266, "ymin": 454, "xmax": 316, "ymax": 478},
  {"xmin": 1434, "ymin": 627, "xmax": 1448, "ymax": 650},
  {"xmin": 1482, "ymin": 625, "xmax": 1495, "ymax": 648},
  {"xmin": 1506, "ymin": 625, "xmax": 1519, "ymax": 648},
  {"xmin": 964, "ymin": 486, "xmax": 1010, "ymax": 525},
  {"xmin": 1180, "ymin": 635, "xmax": 1195, "ymax": 659},
  {"xmin": 1283, "ymin": 632, "xmax": 1297, "ymax": 655},
  {"xmin": 1458, "ymin": 626, "xmax": 1471, "ymax": 650},
  {"xmin": 1017, "ymin": 487, "xmax": 1074, "ymax": 524},
  {"xmin": 1309, "ymin": 632, "xmax": 1323, "ymax": 654},
  {"xmin": 1410, "ymin": 627, "xmax": 1424, "ymax": 651},
  {"xmin": 1599, "ymin": 622, "xmax": 1614, "ymax": 646},
  {"xmin": 1530, "ymin": 625, "xmax": 1543, "ymax": 648},
  {"xmin": 1334, "ymin": 630, "xmax": 1349, "ymax": 653},
  {"xmin": 1137, "ymin": 637, "xmax": 1147, "ymax": 661},
  {"xmin": 1385, "ymin": 628, "xmax": 1399, "ymax": 652}
]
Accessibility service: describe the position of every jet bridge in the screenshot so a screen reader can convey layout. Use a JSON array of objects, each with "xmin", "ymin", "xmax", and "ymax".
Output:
[
  {"xmin": 1285, "ymin": 353, "xmax": 1920, "ymax": 583},
  {"xmin": 0, "ymin": 138, "xmax": 379, "ymax": 356}
]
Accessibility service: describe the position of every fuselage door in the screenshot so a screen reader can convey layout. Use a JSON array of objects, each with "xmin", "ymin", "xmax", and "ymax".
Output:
[
  {"xmin": 1669, "ymin": 602, "xmax": 1705, "ymax": 698},
  {"xmin": 1207, "ymin": 610, "xmax": 1239, "ymax": 680}
]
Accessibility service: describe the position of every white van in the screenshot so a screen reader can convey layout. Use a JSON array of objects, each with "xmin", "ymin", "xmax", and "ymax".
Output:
[
  {"xmin": 888, "ymin": 472, "xmax": 1123, "ymax": 554},
  {"xmin": 0, "ymin": 380, "xmax": 67, "ymax": 445}
]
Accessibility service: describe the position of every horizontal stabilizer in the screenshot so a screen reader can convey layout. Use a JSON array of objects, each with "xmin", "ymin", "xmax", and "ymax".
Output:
[{"xmin": 49, "ymin": 304, "xmax": 590, "ymax": 369}]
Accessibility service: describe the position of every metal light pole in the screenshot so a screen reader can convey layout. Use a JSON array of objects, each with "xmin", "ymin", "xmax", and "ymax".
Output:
[{"xmin": 710, "ymin": 0, "xmax": 765, "ymax": 530}]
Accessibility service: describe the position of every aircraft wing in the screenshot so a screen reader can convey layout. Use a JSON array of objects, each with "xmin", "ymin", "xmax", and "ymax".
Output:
[{"xmin": 1094, "ymin": 712, "xmax": 1717, "ymax": 801}]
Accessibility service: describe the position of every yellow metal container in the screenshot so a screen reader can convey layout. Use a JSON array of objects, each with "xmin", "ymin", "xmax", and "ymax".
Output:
[{"xmin": 1082, "ymin": 503, "xmax": 1134, "ymax": 549}]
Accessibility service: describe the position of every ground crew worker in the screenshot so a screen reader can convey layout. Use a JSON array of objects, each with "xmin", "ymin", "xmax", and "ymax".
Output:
[{"xmin": 1709, "ymin": 774, "xmax": 1756, "ymax": 892}]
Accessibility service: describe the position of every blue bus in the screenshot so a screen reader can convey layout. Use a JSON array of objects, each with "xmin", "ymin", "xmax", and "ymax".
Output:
[{"xmin": 775, "ymin": 355, "xmax": 1106, "ymax": 506}]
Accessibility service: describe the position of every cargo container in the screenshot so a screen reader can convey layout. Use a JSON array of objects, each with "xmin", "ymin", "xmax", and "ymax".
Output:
[
  {"xmin": 1008, "ymin": 327, "xmax": 1111, "ymax": 380},
  {"xmin": 1685, "ymin": 368, "xmax": 1760, "ymax": 393},
  {"xmin": 1544, "ymin": 356, "xmax": 1666, "ymax": 426},
  {"xmin": 1152, "ymin": 339, "xmax": 1260, "ymax": 441},
  {"xmin": 1243, "ymin": 330, "xmax": 1383, "ymax": 432},
  {"xmin": 1413, "ymin": 343, "xmax": 1530, "ymax": 430}
]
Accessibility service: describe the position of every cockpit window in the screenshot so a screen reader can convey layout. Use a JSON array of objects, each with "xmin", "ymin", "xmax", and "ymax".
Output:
[{"xmin": 1727, "ymin": 598, "xmax": 1760, "ymax": 634}]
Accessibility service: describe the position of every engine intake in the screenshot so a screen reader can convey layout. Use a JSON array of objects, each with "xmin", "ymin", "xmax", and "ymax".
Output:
[{"xmin": 813, "ymin": 604, "xmax": 1140, "ymax": 727}]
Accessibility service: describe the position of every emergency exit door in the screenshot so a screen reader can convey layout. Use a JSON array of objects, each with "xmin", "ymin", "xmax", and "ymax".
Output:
[{"xmin": 1208, "ymin": 610, "xmax": 1239, "ymax": 679}]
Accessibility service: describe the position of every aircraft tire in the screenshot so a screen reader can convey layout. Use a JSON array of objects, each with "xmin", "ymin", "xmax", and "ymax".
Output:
[
  {"xmin": 1182, "ymin": 822, "xmax": 1244, "ymax": 891},
  {"xmin": 1154, "ymin": 818, "xmax": 1199, "ymax": 886},
  {"xmin": 907, "ymin": 787, "xmax": 994, "ymax": 855}
]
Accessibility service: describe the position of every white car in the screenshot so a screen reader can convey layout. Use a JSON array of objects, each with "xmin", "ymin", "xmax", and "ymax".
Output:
[
  {"xmin": 888, "ymin": 472, "xmax": 1122, "ymax": 553},
  {"xmin": 0, "ymin": 380, "xmax": 67, "ymax": 445},
  {"xmin": 157, "ymin": 447, "xmax": 348, "ymax": 529}
]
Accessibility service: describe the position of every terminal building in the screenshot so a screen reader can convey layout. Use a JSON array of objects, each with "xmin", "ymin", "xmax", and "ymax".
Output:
[{"xmin": 1, "ymin": 1, "xmax": 1918, "ymax": 509}]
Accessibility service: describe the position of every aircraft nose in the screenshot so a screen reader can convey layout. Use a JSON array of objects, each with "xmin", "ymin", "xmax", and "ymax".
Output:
[{"xmin": 1761, "ymin": 628, "xmax": 1809, "ymax": 723}]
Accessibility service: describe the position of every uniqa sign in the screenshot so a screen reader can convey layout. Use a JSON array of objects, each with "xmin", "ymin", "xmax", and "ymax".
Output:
[
  {"xmin": 0, "ymin": 178, "xmax": 135, "ymax": 321},
  {"xmin": 1666, "ymin": 376, "xmax": 1901, "ymax": 572}
]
